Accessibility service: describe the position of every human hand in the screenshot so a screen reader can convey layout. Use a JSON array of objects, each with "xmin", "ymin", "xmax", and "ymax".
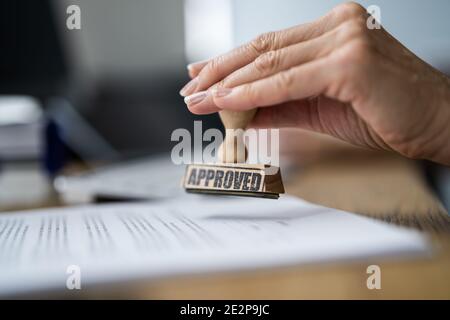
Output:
[{"xmin": 180, "ymin": 2, "xmax": 450, "ymax": 165}]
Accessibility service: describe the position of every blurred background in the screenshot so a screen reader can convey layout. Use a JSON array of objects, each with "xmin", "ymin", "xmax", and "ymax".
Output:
[{"xmin": 1, "ymin": 0, "xmax": 450, "ymax": 209}]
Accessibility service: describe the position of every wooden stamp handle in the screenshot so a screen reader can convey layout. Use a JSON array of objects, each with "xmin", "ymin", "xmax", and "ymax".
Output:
[{"xmin": 218, "ymin": 109, "xmax": 257, "ymax": 163}]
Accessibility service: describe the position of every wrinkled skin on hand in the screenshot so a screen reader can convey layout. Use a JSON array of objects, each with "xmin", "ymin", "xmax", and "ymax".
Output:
[{"xmin": 181, "ymin": 2, "xmax": 450, "ymax": 165}]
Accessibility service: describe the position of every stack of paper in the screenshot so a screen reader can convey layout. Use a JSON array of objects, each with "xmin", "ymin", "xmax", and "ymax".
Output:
[{"xmin": 0, "ymin": 195, "xmax": 428, "ymax": 297}]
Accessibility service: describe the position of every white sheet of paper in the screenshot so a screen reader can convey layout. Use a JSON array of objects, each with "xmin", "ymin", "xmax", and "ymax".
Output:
[{"xmin": 0, "ymin": 195, "xmax": 429, "ymax": 296}]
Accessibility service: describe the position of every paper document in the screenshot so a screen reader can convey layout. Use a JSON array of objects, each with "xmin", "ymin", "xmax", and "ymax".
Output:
[{"xmin": 0, "ymin": 195, "xmax": 428, "ymax": 296}]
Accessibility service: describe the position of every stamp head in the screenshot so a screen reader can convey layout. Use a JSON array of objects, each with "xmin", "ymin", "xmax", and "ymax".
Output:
[{"xmin": 183, "ymin": 163, "xmax": 284, "ymax": 199}]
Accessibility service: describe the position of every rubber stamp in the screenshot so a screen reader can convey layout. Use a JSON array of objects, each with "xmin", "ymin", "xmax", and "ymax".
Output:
[{"xmin": 183, "ymin": 109, "xmax": 285, "ymax": 199}]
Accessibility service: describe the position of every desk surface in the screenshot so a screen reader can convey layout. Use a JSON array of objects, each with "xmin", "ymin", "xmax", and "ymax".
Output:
[{"xmin": 1, "ymin": 143, "xmax": 449, "ymax": 299}]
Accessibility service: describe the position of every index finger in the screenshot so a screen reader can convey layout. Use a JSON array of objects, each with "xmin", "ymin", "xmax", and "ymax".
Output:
[
  {"xmin": 191, "ymin": 4, "xmax": 361, "ymax": 94},
  {"xmin": 194, "ymin": 24, "xmax": 319, "ymax": 92},
  {"xmin": 211, "ymin": 57, "xmax": 332, "ymax": 111}
]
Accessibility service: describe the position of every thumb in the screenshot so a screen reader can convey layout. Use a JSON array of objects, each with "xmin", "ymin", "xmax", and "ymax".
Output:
[
  {"xmin": 249, "ymin": 99, "xmax": 321, "ymax": 130},
  {"xmin": 249, "ymin": 97, "xmax": 390, "ymax": 152}
]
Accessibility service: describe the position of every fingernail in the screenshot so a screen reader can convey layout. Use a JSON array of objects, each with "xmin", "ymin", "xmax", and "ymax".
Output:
[
  {"xmin": 212, "ymin": 87, "xmax": 232, "ymax": 98},
  {"xmin": 187, "ymin": 61, "xmax": 208, "ymax": 78},
  {"xmin": 184, "ymin": 91, "xmax": 208, "ymax": 106},
  {"xmin": 187, "ymin": 60, "xmax": 208, "ymax": 71},
  {"xmin": 179, "ymin": 77, "xmax": 198, "ymax": 97}
]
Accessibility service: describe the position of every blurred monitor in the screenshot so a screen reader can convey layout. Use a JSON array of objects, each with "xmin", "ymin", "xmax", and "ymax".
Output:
[
  {"xmin": 0, "ymin": 0, "xmax": 69, "ymax": 97},
  {"xmin": 1, "ymin": 0, "xmax": 222, "ymax": 162}
]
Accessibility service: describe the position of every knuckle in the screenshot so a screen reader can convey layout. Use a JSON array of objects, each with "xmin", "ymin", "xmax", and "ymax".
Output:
[
  {"xmin": 215, "ymin": 79, "xmax": 227, "ymax": 89},
  {"xmin": 207, "ymin": 55, "xmax": 226, "ymax": 77},
  {"xmin": 338, "ymin": 39, "xmax": 375, "ymax": 65},
  {"xmin": 338, "ymin": 18, "xmax": 370, "ymax": 43},
  {"xmin": 275, "ymin": 71, "xmax": 294, "ymax": 100},
  {"xmin": 330, "ymin": 40, "xmax": 375, "ymax": 98},
  {"xmin": 242, "ymin": 83, "xmax": 259, "ymax": 107},
  {"xmin": 221, "ymin": 70, "xmax": 244, "ymax": 88},
  {"xmin": 250, "ymin": 31, "xmax": 278, "ymax": 55},
  {"xmin": 254, "ymin": 50, "xmax": 281, "ymax": 74},
  {"xmin": 333, "ymin": 2, "xmax": 366, "ymax": 20},
  {"xmin": 348, "ymin": 18, "xmax": 369, "ymax": 38}
]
